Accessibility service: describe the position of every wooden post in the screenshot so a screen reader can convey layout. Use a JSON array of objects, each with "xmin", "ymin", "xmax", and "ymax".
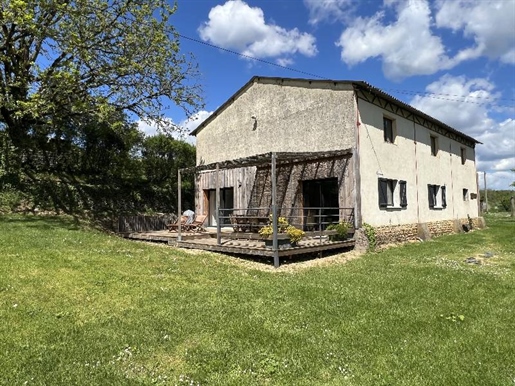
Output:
[
  {"xmin": 318, "ymin": 207, "xmax": 322, "ymax": 245},
  {"xmin": 216, "ymin": 163, "xmax": 221, "ymax": 245},
  {"xmin": 178, "ymin": 169, "xmax": 182, "ymax": 241},
  {"xmin": 484, "ymin": 171, "xmax": 488, "ymax": 213},
  {"xmin": 511, "ymin": 196, "xmax": 514, "ymax": 218},
  {"xmin": 476, "ymin": 171, "xmax": 481, "ymax": 215},
  {"xmin": 271, "ymin": 153, "xmax": 279, "ymax": 268}
]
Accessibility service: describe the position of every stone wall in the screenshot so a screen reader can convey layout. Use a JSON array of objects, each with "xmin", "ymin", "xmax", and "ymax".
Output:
[
  {"xmin": 374, "ymin": 224, "xmax": 419, "ymax": 245},
  {"xmin": 427, "ymin": 220, "xmax": 455, "ymax": 237},
  {"xmin": 367, "ymin": 217, "xmax": 485, "ymax": 246}
]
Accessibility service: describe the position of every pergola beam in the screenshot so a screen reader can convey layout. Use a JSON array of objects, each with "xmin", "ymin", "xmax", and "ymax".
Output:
[{"xmin": 180, "ymin": 149, "xmax": 353, "ymax": 173}]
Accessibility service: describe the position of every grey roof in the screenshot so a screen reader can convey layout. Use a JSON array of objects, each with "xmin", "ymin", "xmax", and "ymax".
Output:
[{"xmin": 190, "ymin": 76, "xmax": 480, "ymax": 145}]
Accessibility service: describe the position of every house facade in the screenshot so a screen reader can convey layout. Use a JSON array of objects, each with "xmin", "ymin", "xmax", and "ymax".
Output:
[{"xmin": 191, "ymin": 77, "xmax": 482, "ymax": 245}]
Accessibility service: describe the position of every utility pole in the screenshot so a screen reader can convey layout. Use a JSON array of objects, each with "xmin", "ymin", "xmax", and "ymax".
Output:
[{"xmin": 484, "ymin": 171, "xmax": 488, "ymax": 213}]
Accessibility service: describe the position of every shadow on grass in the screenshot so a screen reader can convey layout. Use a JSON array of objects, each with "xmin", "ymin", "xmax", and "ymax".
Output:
[{"xmin": 0, "ymin": 214, "xmax": 82, "ymax": 231}]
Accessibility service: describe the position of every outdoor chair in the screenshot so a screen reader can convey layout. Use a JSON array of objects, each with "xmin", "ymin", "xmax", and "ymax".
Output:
[
  {"xmin": 166, "ymin": 215, "xmax": 188, "ymax": 232},
  {"xmin": 185, "ymin": 214, "xmax": 207, "ymax": 232}
]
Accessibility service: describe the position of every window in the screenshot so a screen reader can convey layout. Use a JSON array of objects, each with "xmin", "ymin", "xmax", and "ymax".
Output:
[
  {"xmin": 378, "ymin": 178, "xmax": 407, "ymax": 208},
  {"xmin": 383, "ymin": 117, "xmax": 395, "ymax": 143},
  {"xmin": 428, "ymin": 184, "xmax": 447, "ymax": 209},
  {"xmin": 460, "ymin": 147, "xmax": 466, "ymax": 165},
  {"xmin": 430, "ymin": 135, "xmax": 438, "ymax": 156},
  {"xmin": 463, "ymin": 188, "xmax": 469, "ymax": 201}
]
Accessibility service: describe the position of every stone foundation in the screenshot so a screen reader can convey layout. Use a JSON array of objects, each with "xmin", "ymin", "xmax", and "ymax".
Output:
[
  {"xmin": 427, "ymin": 220, "xmax": 454, "ymax": 237},
  {"xmin": 363, "ymin": 217, "xmax": 485, "ymax": 247},
  {"xmin": 374, "ymin": 223, "xmax": 418, "ymax": 245}
]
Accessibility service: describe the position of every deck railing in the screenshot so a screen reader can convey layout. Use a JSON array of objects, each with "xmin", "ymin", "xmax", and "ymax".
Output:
[{"xmin": 218, "ymin": 206, "xmax": 355, "ymax": 233}]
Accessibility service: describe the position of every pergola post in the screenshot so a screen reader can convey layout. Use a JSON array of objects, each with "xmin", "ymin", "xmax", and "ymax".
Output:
[
  {"xmin": 271, "ymin": 152, "xmax": 279, "ymax": 268},
  {"xmin": 177, "ymin": 168, "xmax": 182, "ymax": 241},
  {"xmin": 216, "ymin": 163, "xmax": 221, "ymax": 245}
]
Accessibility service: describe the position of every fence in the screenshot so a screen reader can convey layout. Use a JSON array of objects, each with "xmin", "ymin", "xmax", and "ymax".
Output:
[{"xmin": 117, "ymin": 214, "xmax": 177, "ymax": 233}]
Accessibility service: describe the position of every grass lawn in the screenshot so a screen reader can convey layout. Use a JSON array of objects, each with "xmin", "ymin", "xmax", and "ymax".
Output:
[{"xmin": 0, "ymin": 214, "xmax": 514, "ymax": 385}]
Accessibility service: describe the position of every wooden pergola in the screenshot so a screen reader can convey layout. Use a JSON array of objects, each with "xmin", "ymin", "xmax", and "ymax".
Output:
[{"xmin": 177, "ymin": 149, "xmax": 353, "ymax": 268}]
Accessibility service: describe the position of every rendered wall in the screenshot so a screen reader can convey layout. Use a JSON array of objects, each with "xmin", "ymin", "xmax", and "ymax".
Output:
[
  {"xmin": 357, "ymin": 99, "xmax": 479, "ymax": 227},
  {"xmin": 195, "ymin": 78, "xmax": 357, "ymax": 165}
]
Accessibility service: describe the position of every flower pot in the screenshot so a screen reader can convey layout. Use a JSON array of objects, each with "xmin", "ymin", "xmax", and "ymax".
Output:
[{"xmin": 264, "ymin": 234, "xmax": 292, "ymax": 249}]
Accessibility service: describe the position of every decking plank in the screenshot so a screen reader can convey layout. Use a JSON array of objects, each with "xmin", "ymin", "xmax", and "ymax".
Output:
[{"xmin": 121, "ymin": 230, "xmax": 355, "ymax": 259}]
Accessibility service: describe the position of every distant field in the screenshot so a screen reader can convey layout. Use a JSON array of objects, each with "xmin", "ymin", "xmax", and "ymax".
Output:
[{"xmin": 0, "ymin": 214, "xmax": 513, "ymax": 385}]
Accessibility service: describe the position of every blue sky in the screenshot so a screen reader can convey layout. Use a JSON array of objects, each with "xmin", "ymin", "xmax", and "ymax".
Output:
[{"xmin": 139, "ymin": 0, "xmax": 515, "ymax": 190}]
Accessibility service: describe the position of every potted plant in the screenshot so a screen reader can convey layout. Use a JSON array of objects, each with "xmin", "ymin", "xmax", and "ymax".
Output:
[
  {"xmin": 326, "ymin": 220, "xmax": 351, "ymax": 241},
  {"xmin": 259, "ymin": 215, "xmax": 305, "ymax": 248}
]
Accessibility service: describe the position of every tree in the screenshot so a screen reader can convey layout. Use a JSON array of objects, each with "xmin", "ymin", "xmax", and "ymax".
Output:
[
  {"xmin": 141, "ymin": 134, "xmax": 196, "ymax": 213},
  {"xmin": 511, "ymin": 169, "xmax": 515, "ymax": 187},
  {"xmin": 0, "ymin": 1, "xmax": 203, "ymax": 147},
  {"xmin": 0, "ymin": 1, "xmax": 203, "ymax": 214}
]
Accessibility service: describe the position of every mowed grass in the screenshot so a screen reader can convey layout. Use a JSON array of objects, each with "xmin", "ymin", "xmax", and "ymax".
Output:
[{"xmin": 0, "ymin": 215, "xmax": 514, "ymax": 386}]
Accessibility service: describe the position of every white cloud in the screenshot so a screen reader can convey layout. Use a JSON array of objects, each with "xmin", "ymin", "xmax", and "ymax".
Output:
[
  {"xmin": 435, "ymin": 0, "xmax": 515, "ymax": 64},
  {"xmin": 410, "ymin": 75, "xmax": 515, "ymax": 189},
  {"xmin": 181, "ymin": 110, "xmax": 213, "ymax": 134},
  {"xmin": 410, "ymin": 74, "xmax": 498, "ymax": 136},
  {"xmin": 475, "ymin": 118, "xmax": 515, "ymax": 178},
  {"xmin": 137, "ymin": 120, "xmax": 166, "ymax": 137},
  {"xmin": 303, "ymin": 0, "xmax": 353, "ymax": 25},
  {"xmin": 198, "ymin": 0, "xmax": 317, "ymax": 64},
  {"xmin": 136, "ymin": 110, "xmax": 213, "ymax": 145},
  {"xmin": 334, "ymin": 0, "xmax": 515, "ymax": 79},
  {"xmin": 336, "ymin": 0, "xmax": 463, "ymax": 80}
]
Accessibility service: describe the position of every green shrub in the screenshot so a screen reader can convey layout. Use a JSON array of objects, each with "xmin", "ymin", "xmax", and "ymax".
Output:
[
  {"xmin": 362, "ymin": 222, "xmax": 377, "ymax": 251},
  {"xmin": 326, "ymin": 221, "xmax": 351, "ymax": 241},
  {"xmin": 0, "ymin": 186, "xmax": 25, "ymax": 213}
]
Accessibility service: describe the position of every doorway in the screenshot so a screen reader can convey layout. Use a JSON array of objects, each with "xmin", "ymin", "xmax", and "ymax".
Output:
[
  {"xmin": 207, "ymin": 188, "xmax": 234, "ymax": 226},
  {"xmin": 302, "ymin": 178, "xmax": 339, "ymax": 230}
]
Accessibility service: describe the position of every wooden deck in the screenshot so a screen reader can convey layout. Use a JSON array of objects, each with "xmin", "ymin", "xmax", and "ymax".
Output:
[
  {"xmin": 120, "ymin": 230, "xmax": 355, "ymax": 258},
  {"xmin": 119, "ymin": 230, "xmax": 209, "ymax": 242}
]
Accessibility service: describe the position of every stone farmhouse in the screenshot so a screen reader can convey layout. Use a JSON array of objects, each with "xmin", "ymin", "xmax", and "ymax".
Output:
[{"xmin": 190, "ymin": 76, "xmax": 483, "ymax": 247}]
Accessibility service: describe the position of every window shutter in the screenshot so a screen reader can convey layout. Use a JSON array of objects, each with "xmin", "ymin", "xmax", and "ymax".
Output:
[
  {"xmin": 428, "ymin": 184, "xmax": 435, "ymax": 208},
  {"xmin": 400, "ymin": 181, "xmax": 407, "ymax": 207},
  {"xmin": 378, "ymin": 179, "xmax": 388, "ymax": 207},
  {"xmin": 441, "ymin": 186, "xmax": 447, "ymax": 208}
]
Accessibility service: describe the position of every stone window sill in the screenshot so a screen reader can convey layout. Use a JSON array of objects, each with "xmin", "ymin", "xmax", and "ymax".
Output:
[{"xmin": 380, "ymin": 206, "xmax": 406, "ymax": 211}]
